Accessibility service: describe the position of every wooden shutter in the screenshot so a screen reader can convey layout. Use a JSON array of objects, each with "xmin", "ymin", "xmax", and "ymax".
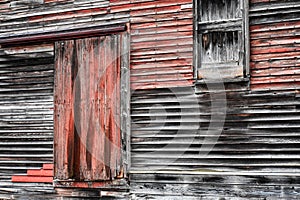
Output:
[
  {"xmin": 197, "ymin": 0, "xmax": 248, "ymax": 80},
  {"xmin": 54, "ymin": 35, "xmax": 124, "ymax": 182}
]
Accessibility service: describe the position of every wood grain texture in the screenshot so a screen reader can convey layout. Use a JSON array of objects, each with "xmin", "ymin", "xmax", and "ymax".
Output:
[
  {"xmin": 196, "ymin": 0, "xmax": 247, "ymax": 80},
  {"xmin": 250, "ymin": 0, "xmax": 300, "ymax": 90},
  {"xmin": 0, "ymin": 0, "xmax": 300, "ymax": 198},
  {"xmin": 130, "ymin": 86, "xmax": 300, "ymax": 198},
  {"xmin": 0, "ymin": 43, "xmax": 54, "ymax": 196},
  {"xmin": 54, "ymin": 35, "xmax": 124, "ymax": 182},
  {"xmin": 129, "ymin": 0, "xmax": 194, "ymax": 89}
]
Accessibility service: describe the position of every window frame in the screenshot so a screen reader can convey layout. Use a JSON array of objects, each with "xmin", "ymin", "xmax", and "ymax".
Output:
[{"xmin": 193, "ymin": 0, "xmax": 250, "ymax": 81}]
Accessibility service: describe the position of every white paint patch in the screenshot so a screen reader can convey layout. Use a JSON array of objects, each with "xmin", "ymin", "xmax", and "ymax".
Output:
[{"xmin": 181, "ymin": 4, "xmax": 193, "ymax": 10}]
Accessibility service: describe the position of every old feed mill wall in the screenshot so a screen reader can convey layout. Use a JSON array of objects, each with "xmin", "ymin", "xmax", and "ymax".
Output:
[
  {"xmin": 0, "ymin": 0, "xmax": 299, "ymax": 199},
  {"xmin": 130, "ymin": 0, "xmax": 300, "ymax": 199},
  {"xmin": 0, "ymin": 0, "xmax": 130, "ymax": 197}
]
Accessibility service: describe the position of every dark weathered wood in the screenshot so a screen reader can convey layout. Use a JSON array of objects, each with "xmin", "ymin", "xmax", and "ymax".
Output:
[
  {"xmin": 196, "ymin": 0, "xmax": 248, "ymax": 80},
  {"xmin": 200, "ymin": 0, "xmax": 241, "ymax": 22},
  {"xmin": 0, "ymin": 43, "xmax": 54, "ymax": 196},
  {"xmin": 130, "ymin": 173, "xmax": 300, "ymax": 199},
  {"xmin": 120, "ymin": 31, "xmax": 130, "ymax": 175},
  {"xmin": 131, "ymin": 87, "xmax": 300, "ymax": 173}
]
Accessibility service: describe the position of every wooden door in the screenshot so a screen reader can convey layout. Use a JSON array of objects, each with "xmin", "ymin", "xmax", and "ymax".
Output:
[{"xmin": 54, "ymin": 34, "xmax": 127, "ymax": 183}]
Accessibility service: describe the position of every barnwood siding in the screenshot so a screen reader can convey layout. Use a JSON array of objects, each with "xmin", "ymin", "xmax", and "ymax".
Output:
[
  {"xmin": 0, "ymin": 0, "xmax": 129, "ymax": 38},
  {"xmin": 129, "ymin": 0, "xmax": 194, "ymax": 89},
  {"xmin": 130, "ymin": 86, "xmax": 300, "ymax": 198},
  {"xmin": 129, "ymin": 0, "xmax": 300, "ymax": 198},
  {"xmin": 0, "ymin": 44, "xmax": 55, "ymax": 196},
  {"xmin": 0, "ymin": 0, "xmax": 299, "ymax": 199},
  {"xmin": 0, "ymin": 0, "xmax": 193, "ymax": 89},
  {"xmin": 0, "ymin": 0, "xmax": 128, "ymax": 197},
  {"xmin": 250, "ymin": 0, "xmax": 300, "ymax": 90}
]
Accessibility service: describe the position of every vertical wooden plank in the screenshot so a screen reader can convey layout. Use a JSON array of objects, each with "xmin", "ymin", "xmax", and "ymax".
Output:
[
  {"xmin": 120, "ymin": 32, "xmax": 130, "ymax": 176},
  {"xmin": 73, "ymin": 40, "xmax": 81, "ymax": 180},
  {"xmin": 86, "ymin": 37, "xmax": 94, "ymax": 179},
  {"xmin": 60, "ymin": 41, "xmax": 67, "ymax": 179},
  {"xmin": 115, "ymin": 34, "xmax": 122, "ymax": 176},
  {"xmin": 110, "ymin": 35, "xmax": 116, "ymax": 178},
  {"xmin": 104, "ymin": 35, "xmax": 113, "ymax": 180},
  {"xmin": 91, "ymin": 37, "xmax": 103, "ymax": 180},
  {"xmin": 78, "ymin": 38, "xmax": 89, "ymax": 180},
  {"xmin": 64, "ymin": 40, "xmax": 75, "ymax": 180},
  {"xmin": 110, "ymin": 34, "xmax": 119, "ymax": 178},
  {"xmin": 76, "ymin": 38, "xmax": 84, "ymax": 180},
  {"xmin": 244, "ymin": 0, "xmax": 250, "ymax": 76},
  {"xmin": 99, "ymin": 36, "xmax": 107, "ymax": 180},
  {"xmin": 54, "ymin": 40, "xmax": 76, "ymax": 180},
  {"xmin": 89, "ymin": 37, "xmax": 97, "ymax": 180},
  {"xmin": 114, "ymin": 34, "xmax": 120, "ymax": 178},
  {"xmin": 102, "ymin": 35, "xmax": 109, "ymax": 179},
  {"xmin": 54, "ymin": 41, "xmax": 63, "ymax": 180},
  {"xmin": 69, "ymin": 39, "xmax": 79, "ymax": 180}
]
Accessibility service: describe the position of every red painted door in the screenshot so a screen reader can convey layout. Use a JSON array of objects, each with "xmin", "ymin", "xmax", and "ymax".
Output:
[{"xmin": 54, "ymin": 35, "xmax": 124, "ymax": 183}]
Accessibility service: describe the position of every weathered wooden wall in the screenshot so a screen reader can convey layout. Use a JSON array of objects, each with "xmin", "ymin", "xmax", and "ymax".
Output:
[
  {"xmin": 0, "ymin": 0, "xmax": 299, "ymax": 199},
  {"xmin": 129, "ymin": 0, "xmax": 194, "ymax": 89},
  {"xmin": 130, "ymin": 85, "xmax": 300, "ymax": 198},
  {"xmin": 129, "ymin": 0, "xmax": 300, "ymax": 198},
  {"xmin": 0, "ymin": 44, "xmax": 55, "ymax": 197},
  {"xmin": 0, "ymin": 0, "xmax": 130, "ymax": 197},
  {"xmin": 0, "ymin": 0, "xmax": 129, "ymax": 38},
  {"xmin": 250, "ymin": 0, "xmax": 300, "ymax": 90}
]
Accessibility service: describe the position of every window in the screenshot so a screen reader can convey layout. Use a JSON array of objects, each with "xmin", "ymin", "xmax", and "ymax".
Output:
[{"xmin": 194, "ymin": 0, "xmax": 249, "ymax": 80}]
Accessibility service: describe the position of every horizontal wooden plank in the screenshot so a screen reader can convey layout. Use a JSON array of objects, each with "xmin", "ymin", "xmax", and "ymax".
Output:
[
  {"xmin": 130, "ymin": 170, "xmax": 300, "ymax": 176},
  {"xmin": 11, "ymin": 176, "xmax": 53, "ymax": 183},
  {"xmin": 0, "ymin": 24, "xmax": 126, "ymax": 46},
  {"xmin": 43, "ymin": 164, "xmax": 54, "ymax": 170},
  {"xmin": 27, "ymin": 169, "xmax": 53, "ymax": 177}
]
